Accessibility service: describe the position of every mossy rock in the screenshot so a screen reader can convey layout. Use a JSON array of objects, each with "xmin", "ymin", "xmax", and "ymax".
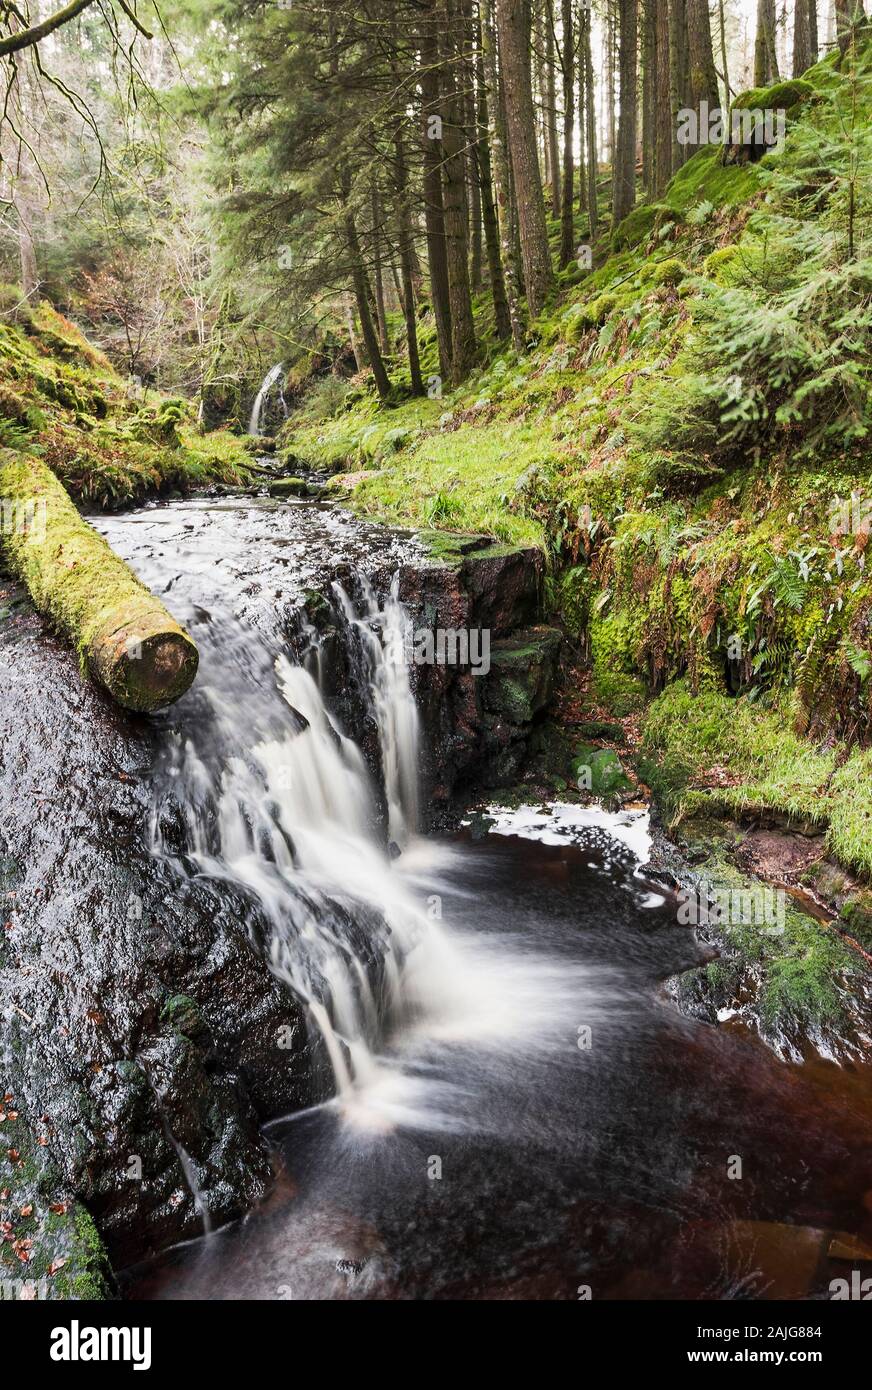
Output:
[
  {"xmin": 731, "ymin": 78, "xmax": 815, "ymax": 113},
  {"xmin": 571, "ymin": 293, "xmax": 618, "ymax": 336},
  {"xmin": 570, "ymin": 744, "xmax": 633, "ymax": 798},
  {"xmin": 131, "ymin": 399, "xmax": 186, "ymax": 449},
  {"xmin": 703, "ymin": 245, "xmax": 740, "ymax": 281},
  {"xmin": 0, "ymin": 1108, "xmax": 114, "ymax": 1300},
  {"xmin": 558, "ymin": 263, "xmax": 584, "ymax": 285},
  {"xmin": 160, "ymin": 992, "xmax": 209, "ymax": 1040},
  {"xmin": 612, "ymin": 202, "xmax": 662, "ymax": 251},
  {"xmin": 652, "ymin": 258, "xmax": 688, "ymax": 288},
  {"xmin": 575, "ymin": 719, "xmax": 626, "ymax": 744},
  {"xmin": 484, "ymin": 627, "xmax": 562, "ymax": 725},
  {"xmin": 0, "ymin": 384, "xmax": 31, "ymax": 424},
  {"xmin": 269, "ymin": 476, "xmax": 312, "ymax": 497}
]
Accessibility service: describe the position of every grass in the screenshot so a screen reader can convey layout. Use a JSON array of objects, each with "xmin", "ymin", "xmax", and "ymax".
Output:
[
  {"xmin": 686, "ymin": 840, "xmax": 854, "ymax": 1032},
  {"xmin": 639, "ymin": 680, "xmax": 872, "ymax": 882}
]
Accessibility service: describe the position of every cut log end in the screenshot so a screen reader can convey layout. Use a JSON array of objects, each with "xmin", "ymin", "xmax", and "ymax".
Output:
[{"xmin": 90, "ymin": 619, "xmax": 199, "ymax": 713}]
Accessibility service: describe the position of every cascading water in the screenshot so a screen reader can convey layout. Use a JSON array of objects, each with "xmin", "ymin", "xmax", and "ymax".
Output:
[
  {"xmin": 149, "ymin": 570, "xmax": 447, "ymax": 1108},
  {"xmin": 95, "ymin": 498, "xmax": 872, "ymax": 1303},
  {"xmin": 248, "ymin": 362, "xmax": 286, "ymax": 436},
  {"xmin": 332, "ymin": 573, "xmax": 420, "ymax": 849}
]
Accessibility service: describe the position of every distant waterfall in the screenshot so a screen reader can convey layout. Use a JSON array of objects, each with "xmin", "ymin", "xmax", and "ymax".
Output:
[
  {"xmin": 150, "ymin": 574, "xmax": 449, "ymax": 1105},
  {"xmin": 248, "ymin": 362, "xmax": 286, "ymax": 436}
]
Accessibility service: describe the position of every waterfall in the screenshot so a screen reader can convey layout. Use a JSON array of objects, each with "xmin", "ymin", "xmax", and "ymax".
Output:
[
  {"xmin": 332, "ymin": 573, "xmax": 420, "ymax": 848},
  {"xmin": 248, "ymin": 362, "xmax": 285, "ymax": 436},
  {"xmin": 150, "ymin": 574, "xmax": 449, "ymax": 1110}
]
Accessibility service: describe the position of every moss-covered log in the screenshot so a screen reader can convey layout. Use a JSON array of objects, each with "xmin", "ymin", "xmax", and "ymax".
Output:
[{"xmin": 0, "ymin": 450, "xmax": 198, "ymax": 710}]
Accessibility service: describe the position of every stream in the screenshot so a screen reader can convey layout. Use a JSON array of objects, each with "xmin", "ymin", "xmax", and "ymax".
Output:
[{"xmin": 86, "ymin": 492, "xmax": 872, "ymax": 1301}]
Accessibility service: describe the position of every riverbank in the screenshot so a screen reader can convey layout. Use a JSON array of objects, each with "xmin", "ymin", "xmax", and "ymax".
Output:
[
  {"xmin": 0, "ymin": 294, "xmax": 255, "ymax": 508},
  {"xmin": 275, "ymin": 46, "xmax": 872, "ymax": 895}
]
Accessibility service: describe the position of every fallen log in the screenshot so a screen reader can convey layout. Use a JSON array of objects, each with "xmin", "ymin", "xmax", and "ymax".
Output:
[{"xmin": 0, "ymin": 451, "xmax": 198, "ymax": 711}]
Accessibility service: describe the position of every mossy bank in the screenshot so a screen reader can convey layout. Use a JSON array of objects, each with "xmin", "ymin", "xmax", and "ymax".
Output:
[{"xmin": 276, "ymin": 47, "xmax": 872, "ymax": 1047}]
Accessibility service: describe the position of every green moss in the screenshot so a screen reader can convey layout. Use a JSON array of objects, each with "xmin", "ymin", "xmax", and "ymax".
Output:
[
  {"xmin": 268, "ymin": 476, "xmax": 311, "ymax": 497},
  {"xmin": 0, "ymin": 1109, "xmax": 113, "ymax": 1301},
  {"xmin": 640, "ymin": 681, "xmax": 836, "ymax": 825},
  {"xmin": 160, "ymin": 993, "xmax": 207, "ymax": 1039},
  {"xmin": 839, "ymin": 890, "xmax": 872, "ymax": 951},
  {"xmin": 702, "ymin": 245, "xmax": 740, "ymax": 280},
  {"xmin": 663, "ymin": 145, "xmax": 762, "ymax": 212},
  {"xmin": 589, "ymin": 608, "xmax": 647, "ymax": 716},
  {"xmin": 652, "ymin": 258, "xmax": 688, "ymax": 287},
  {"xmin": 571, "ymin": 744, "xmax": 632, "ymax": 797},
  {"xmin": 0, "ymin": 451, "xmax": 199, "ymax": 710},
  {"xmin": 579, "ymin": 292, "xmax": 618, "ymax": 328},
  {"xmin": 732, "ymin": 78, "xmax": 815, "ymax": 112},
  {"xmin": 612, "ymin": 202, "xmax": 660, "ymax": 251},
  {"xmin": 676, "ymin": 829, "xmax": 854, "ymax": 1034},
  {"xmin": 0, "ymin": 305, "xmax": 252, "ymax": 508},
  {"xmin": 828, "ymin": 749, "xmax": 872, "ymax": 880}
]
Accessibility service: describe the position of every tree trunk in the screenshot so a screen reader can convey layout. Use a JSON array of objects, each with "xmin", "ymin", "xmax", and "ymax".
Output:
[
  {"xmin": 835, "ymin": 0, "xmax": 865, "ymax": 58},
  {"xmin": 687, "ymin": 0, "xmax": 721, "ymax": 116},
  {"xmin": 371, "ymin": 186, "xmax": 390, "ymax": 355},
  {"xmin": 0, "ymin": 454, "xmax": 198, "ymax": 711},
  {"xmin": 8, "ymin": 23, "xmax": 39, "ymax": 301},
  {"xmin": 755, "ymin": 0, "xmax": 780, "ymax": 84},
  {"xmin": 654, "ymin": 0, "xmax": 672, "ymax": 192},
  {"xmin": 559, "ymin": 0, "xmax": 575, "ymax": 266},
  {"xmin": 342, "ymin": 291, "xmax": 363, "ymax": 371},
  {"xmin": 807, "ymin": 0, "xmax": 819, "ymax": 60},
  {"xmin": 612, "ymin": 0, "xmax": 638, "ymax": 227},
  {"xmin": 393, "ymin": 125, "xmax": 424, "ymax": 395},
  {"xmin": 581, "ymin": 4, "xmax": 598, "ymax": 234},
  {"xmin": 465, "ymin": 49, "xmax": 484, "ymax": 293},
  {"xmin": 718, "ymin": 0, "xmax": 732, "ymax": 105},
  {"xmin": 642, "ymin": 0, "xmax": 657, "ymax": 194},
  {"xmin": 792, "ymin": 0, "xmax": 813, "ymax": 72},
  {"xmin": 475, "ymin": 10, "xmax": 512, "ymax": 340},
  {"xmin": 481, "ymin": 0, "xmax": 525, "ymax": 348},
  {"xmin": 495, "ymin": 0, "xmax": 555, "ymax": 316},
  {"xmin": 606, "ymin": 0, "xmax": 617, "ymax": 166},
  {"xmin": 343, "ymin": 191, "xmax": 392, "ymax": 400},
  {"xmin": 419, "ymin": 7, "xmax": 454, "ymax": 381},
  {"xmin": 440, "ymin": 0, "xmax": 478, "ymax": 382},
  {"xmin": 545, "ymin": 0, "xmax": 561, "ymax": 215},
  {"xmin": 669, "ymin": 0, "xmax": 689, "ymax": 170}
]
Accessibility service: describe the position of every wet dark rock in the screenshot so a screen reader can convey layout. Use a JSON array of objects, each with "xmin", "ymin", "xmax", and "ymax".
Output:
[
  {"xmin": 0, "ymin": 582, "xmax": 310, "ymax": 1268},
  {"xmin": 485, "ymin": 628, "xmax": 562, "ymax": 725},
  {"xmin": 397, "ymin": 540, "xmax": 562, "ymax": 806},
  {"xmin": 1, "ymin": 513, "xmax": 564, "ymax": 1282},
  {"xmin": 569, "ymin": 745, "xmax": 632, "ymax": 801}
]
